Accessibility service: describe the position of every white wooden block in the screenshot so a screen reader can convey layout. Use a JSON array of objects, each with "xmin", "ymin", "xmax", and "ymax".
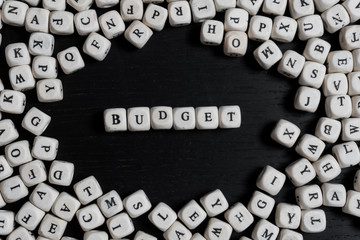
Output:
[
  {"xmin": 52, "ymin": 192, "xmax": 81, "ymax": 221},
  {"xmin": 0, "ymin": 119, "xmax": 19, "ymax": 147},
  {"xmin": 49, "ymin": 11, "xmax": 74, "ymax": 35},
  {"xmin": 120, "ymin": 0, "xmax": 143, "ymax": 22},
  {"xmin": 278, "ymin": 229, "xmax": 303, "ymax": 240},
  {"xmin": 213, "ymin": 0, "xmax": 235, "ymax": 11},
  {"xmin": 22, "ymin": 107, "xmax": 51, "ymax": 135},
  {"xmin": 5, "ymin": 140, "xmax": 32, "ymax": 167},
  {"xmin": 200, "ymin": 20, "xmax": 224, "ymax": 46},
  {"xmin": 150, "ymin": 106, "xmax": 173, "ymax": 130},
  {"xmin": 253, "ymin": 40, "xmax": 282, "ymax": 70},
  {"xmin": 224, "ymin": 8, "xmax": 248, "ymax": 32},
  {"xmin": 49, "ymin": 160, "xmax": 74, "ymax": 186},
  {"xmin": 322, "ymin": 73, "xmax": 348, "ymax": 96},
  {"xmin": 298, "ymin": 61, "xmax": 326, "ymax": 88},
  {"xmin": 314, "ymin": 0, "xmax": 339, "ymax": 12},
  {"xmin": 239, "ymin": 237, "xmax": 252, "ymax": 240},
  {"xmin": 332, "ymin": 141, "xmax": 360, "ymax": 168},
  {"xmin": 237, "ymin": 0, "xmax": 264, "ymax": 15},
  {"xmin": 143, "ymin": 3, "xmax": 168, "ymax": 31},
  {"xmin": 148, "ymin": 202, "xmax": 177, "ymax": 231},
  {"xmin": 99, "ymin": 10, "xmax": 125, "ymax": 39},
  {"xmin": 297, "ymin": 15, "xmax": 324, "ymax": 41},
  {"xmin": 262, "ymin": 0, "xmax": 287, "ymax": 15},
  {"xmin": 296, "ymin": 184, "xmax": 323, "ymax": 209},
  {"xmin": 32, "ymin": 56, "xmax": 58, "ymax": 79},
  {"xmin": 0, "ymin": 175, "xmax": 28, "ymax": 203},
  {"xmin": 271, "ymin": 119, "xmax": 301, "ymax": 148},
  {"xmin": 57, "ymin": 46, "xmax": 85, "ymax": 74},
  {"xmin": 313, "ymin": 154, "xmax": 341, "ymax": 183},
  {"xmin": 30, "ymin": 183, "xmax": 59, "ymax": 212},
  {"xmin": 164, "ymin": 221, "xmax": 192, "ymax": 240},
  {"xmin": 168, "ymin": 1, "xmax": 192, "ymax": 27},
  {"xmin": 123, "ymin": 189, "xmax": 152, "ymax": 218},
  {"xmin": 355, "ymin": 170, "xmax": 360, "ymax": 192},
  {"xmin": 0, "ymin": 210, "xmax": 14, "ymax": 235},
  {"xmin": 124, "ymin": 20, "xmax": 153, "ymax": 49},
  {"xmin": 295, "ymin": 134, "xmax": 325, "ymax": 161},
  {"xmin": 256, "ymin": 165, "xmax": 286, "ymax": 196},
  {"xmin": 28, "ymin": 32, "xmax": 55, "ymax": 56},
  {"xmin": 61, "ymin": 237, "xmax": 78, "ymax": 240},
  {"xmin": 271, "ymin": 16, "xmax": 297, "ymax": 43},
  {"xmin": 25, "ymin": 8, "xmax": 50, "ymax": 33},
  {"xmin": 127, "ymin": 107, "xmax": 151, "ymax": 131},
  {"xmin": 19, "ymin": 160, "xmax": 47, "ymax": 187},
  {"xmin": 342, "ymin": 118, "xmax": 360, "ymax": 141},
  {"xmin": 84, "ymin": 230, "xmax": 109, "ymax": 240},
  {"xmin": 36, "ymin": 79, "xmax": 63, "ymax": 103},
  {"xmin": 74, "ymin": 10, "xmax": 99, "ymax": 36},
  {"xmin": 278, "ymin": 50, "xmax": 305, "ymax": 78},
  {"xmin": 343, "ymin": 190, "xmax": 360, "ymax": 217},
  {"xmin": 191, "ymin": 233, "xmax": 206, "ymax": 240},
  {"xmin": 67, "ymin": 0, "xmax": 93, "ymax": 11},
  {"xmin": 224, "ymin": 31, "xmax": 248, "ymax": 57},
  {"xmin": 204, "ymin": 218, "xmax": 232, "ymax": 240},
  {"xmin": 104, "ymin": 108, "xmax": 127, "ymax": 132},
  {"xmin": 275, "ymin": 203, "xmax": 301, "ymax": 229},
  {"xmin": 97, "ymin": 190, "xmax": 123, "ymax": 218},
  {"xmin": 288, "ymin": 0, "xmax": 315, "ymax": 19},
  {"xmin": 219, "ymin": 105, "xmax": 241, "ymax": 128},
  {"xmin": 322, "ymin": 183, "xmax": 346, "ymax": 207},
  {"xmin": 251, "ymin": 219, "xmax": 279, "ymax": 240},
  {"xmin": 285, "ymin": 158, "xmax": 316, "ymax": 187},
  {"xmin": 9, "ymin": 65, "xmax": 36, "ymax": 91},
  {"xmin": 325, "ymin": 94, "xmax": 352, "ymax": 119},
  {"xmin": 342, "ymin": 0, "xmax": 360, "ymax": 23},
  {"xmin": 134, "ymin": 231, "xmax": 156, "ymax": 240},
  {"xmin": 178, "ymin": 199, "xmax": 207, "ymax": 230},
  {"xmin": 7, "ymin": 227, "xmax": 35, "ymax": 240},
  {"xmin": 327, "ymin": 50, "xmax": 353, "ymax": 73},
  {"xmin": 200, "ymin": 189, "xmax": 229, "ymax": 217},
  {"xmin": 37, "ymin": 237, "xmax": 51, "ymax": 240},
  {"xmin": 16, "ymin": 201, "xmax": 45, "ymax": 231},
  {"xmin": 190, "ymin": 0, "xmax": 216, "ymax": 23},
  {"xmin": 5, "ymin": 43, "xmax": 31, "ymax": 67},
  {"xmin": 43, "ymin": 0, "xmax": 66, "ymax": 10},
  {"xmin": 248, "ymin": 15, "xmax": 272, "ymax": 42},
  {"xmin": 224, "ymin": 202, "xmax": 254, "ymax": 232},
  {"xmin": 1, "ymin": 1, "xmax": 29, "ymax": 27},
  {"xmin": 173, "ymin": 107, "xmax": 196, "ymax": 130},
  {"xmin": 38, "ymin": 214, "xmax": 67, "ymax": 240},
  {"xmin": 247, "ymin": 191, "xmax": 275, "ymax": 219},
  {"xmin": 96, "ymin": 0, "xmax": 118, "ymax": 8},
  {"xmin": 76, "ymin": 204, "xmax": 105, "ymax": 231},
  {"xmin": 300, "ymin": 209, "xmax": 326, "ymax": 233},
  {"xmin": 74, "ymin": 176, "xmax": 103, "ymax": 205},
  {"xmin": 340, "ymin": 25, "xmax": 360, "ymax": 50},
  {"xmin": 0, "ymin": 155, "xmax": 13, "ymax": 181},
  {"xmin": 303, "ymin": 37, "xmax": 331, "ymax": 64},
  {"xmin": 83, "ymin": 32, "xmax": 111, "ymax": 61},
  {"xmin": 107, "ymin": 212, "xmax": 134, "ymax": 238},
  {"xmin": 195, "ymin": 106, "xmax": 219, "ymax": 129},
  {"xmin": 353, "ymin": 49, "xmax": 360, "ymax": 71},
  {"xmin": 321, "ymin": 4, "xmax": 350, "ymax": 33},
  {"xmin": 352, "ymin": 96, "xmax": 360, "ymax": 118}
]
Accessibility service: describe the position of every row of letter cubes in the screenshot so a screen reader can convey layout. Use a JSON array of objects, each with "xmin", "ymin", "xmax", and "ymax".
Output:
[{"xmin": 104, "ymin": 105, "xmax": 241, "ymax": 131}]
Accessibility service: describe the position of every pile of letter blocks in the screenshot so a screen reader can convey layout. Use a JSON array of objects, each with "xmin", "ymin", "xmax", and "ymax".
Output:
[{"xmin": 2, "ymin": 0, "xmax": 360, "ymax": 239}]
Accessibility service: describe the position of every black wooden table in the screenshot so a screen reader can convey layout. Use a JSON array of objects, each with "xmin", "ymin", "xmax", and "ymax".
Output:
[{"xmin": 1, "ymin": 10, "xmax": 360, "ymax": 239}]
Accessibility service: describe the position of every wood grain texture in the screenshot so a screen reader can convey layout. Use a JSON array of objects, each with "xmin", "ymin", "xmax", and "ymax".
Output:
[{"xmin": 0, "ymin": 13, "xmax": 359, "ymax": 239}]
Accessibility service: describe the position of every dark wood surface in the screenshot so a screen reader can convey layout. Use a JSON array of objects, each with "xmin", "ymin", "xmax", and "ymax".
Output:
[{"xmin": 1, "ymin": 8, "xmax": 360, "ymax": 239}]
